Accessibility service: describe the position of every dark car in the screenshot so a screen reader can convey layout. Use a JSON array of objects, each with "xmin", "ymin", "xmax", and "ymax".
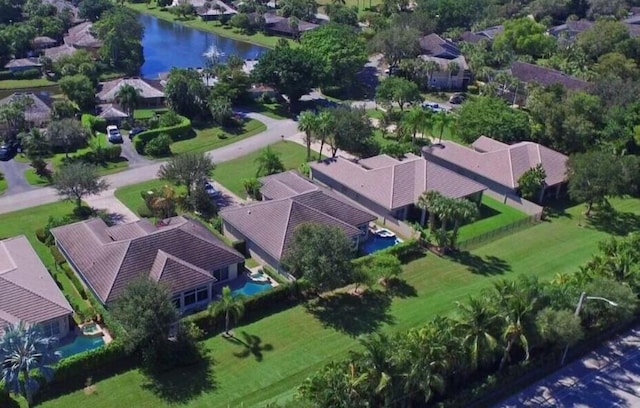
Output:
[
  {"xmin": 204, "ymin": 181, "xmax": 221, "ymax": 198},
  {"xmin": 128, "ymin": 127, "xmax": 146, "ymax": 139},
  {"xmin": 0, "ymin": 140, "xmax": 19, "ymax": 161},
  {"xmin": 449, "ymin": 95, "xmax": 466, "ymax": 105}
]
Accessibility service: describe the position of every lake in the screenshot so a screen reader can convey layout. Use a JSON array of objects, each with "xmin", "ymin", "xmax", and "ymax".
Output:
[{"xmin": 139, "ymin": 14, "xmax": 266, "ymax": 78}]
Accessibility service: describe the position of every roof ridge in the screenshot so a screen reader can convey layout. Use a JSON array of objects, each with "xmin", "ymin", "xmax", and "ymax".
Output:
[
  {"xmin": 280, "ymin": 200, "xmax": 295, "ymax": 257},
  {"xmin": 162, "ymin": 252, "xmax": 214, "ymax": 279},
  {"xmin": 290, "ymin": 199, "xmax": 362, "ymax": 232},
  {"xmin": 0, "ymin": 274, "xmax": 71, "ymax": 314},
  {"xmin": 0, "ymin": 241, "xmax": 17, "ymax": 274},
  {"xmin": 507, "ymin": 146, "xmax": 516, "ymax": 188},
  {"xmin": 105, "ymin": 240, "xmax": 132, "ymax": 302}
]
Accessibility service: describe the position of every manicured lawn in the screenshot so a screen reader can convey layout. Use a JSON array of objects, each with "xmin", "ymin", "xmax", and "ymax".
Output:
[
  {"xmin": 457, "ymin": 195, "xmax": 530, "ymax": 243},
  {"xmin": 24, "ymin": 168, "xmax": 51, "ymax": 186},
  {"xmin": 213, "ymin": 141, "xmax": 310, "ymax": 197},
  {"xmin": 36, "ymin": 197, "xmax": 640, "ymax": 408},
  {"xmin": 0, "ymin": 77, "xmax": 55, "ymax": 89},
  {"xmin": 126, "ymin": 2, "xmax": 290, "ymax": 48},
  {"xmin": 114, "ymin": 179, "xmax": 182, "ymax": 217},
  {"xmin": 0, "ymin": 177, "xmax": 7, "ymax": 194},
  {"xmin": 246, "ymin": 101, "xmax": 290, "ymax": 120},
  {"xmin": 171, "ymin": 119, "xmax": 266, "ymax": 155},
  {"xmin": 134, "ymin": 108, "xmax": 168, "ymax": 120},
  {"xmin": 317, "ymin": 0, "xmax": 381, "ymax": 11}
]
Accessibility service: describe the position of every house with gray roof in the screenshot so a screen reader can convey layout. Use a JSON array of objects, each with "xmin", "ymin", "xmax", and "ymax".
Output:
[
  {"xmin": 418, "ymin": 34, "xmax": 471, "ymax": 90},
  {"xmin": 51, "ymin": 216, "xmax": 244, "ymax": 313},
  {"xmin": 510, "ymin": 61, "xmax": 590, "ymax": 92},
  {"xmin": 63, "ymin": 22, "xmax": 101, "ymax": 50},
  {"xmin": 221, "ymin": 171, "xmax": 376, "ymax": 273},
  {"xmin": 423, "ymin": 136, "xmax": 568, "ymax": 202},
  {"xmin": 4, "ymin": 57, "xmax": 42, "ymax": 73},
  {"xmin": 97, "ymin": 77, "xmax": 165, "ymax": 111},
  {"xmin": 0, "ymin": 236, "xmax": 73, "ymax": 337},
  {"xmin": 44, "ymin": 44, "xmax": 78, "ymax": 62},
  {"xmin": 309, "ymin": 154, "xmax": 485, "ymax": 225},
  {"xmin": 0, "ymin": 92, "xmax": 53, "ymax": 129}
]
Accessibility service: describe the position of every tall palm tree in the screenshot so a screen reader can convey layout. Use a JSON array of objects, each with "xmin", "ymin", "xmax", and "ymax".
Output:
[
  {"xmin": 417, "ymin": 190, "xmax": 445, "ymax": 231},
  {"xmin": 432, "ymin": 111, "xmax": 453, "ymax": 143},
  {"xmin": 298, "ymin": 110, "xmax": 319, "ymax": 160},
  {"xmin": 150, "ymin": 185, "xmax": 177, "ymax": 219},
  {"xmin": 455, "ymin": 297, "xmax": 500, "ymax": 370},
  {"xmin": 0, "ymin": 321, "xmax": 59, "ymax": 407},
  {"xmin": 401, "ymin": 107, "xmax": 432, "ymax": 145},
  {"xmin": 20, "ymin": 128, "xmax": 50, "ymax": 159},
  {"xmin": 208, "ymin": 286, "xmax": 245, "ymax": 336},
  {"xmin": 316, "ymin": 110, "xmax": 332, "ymax": 160},
  {"xmin": 356, "ymin": 333, "xmax": 396, "ymax": 406},
  {"xmin": 423, "ymin": 60, "xmax": 440, "ymax": 90},
  {"xmin": 447, "ymin": 61, "xmax": 460, "ymax": 90},
  {"xmin": 449, "ymin": 198, "xmax": 479, "ymax": 249},
  {"xmin": 115, "ymin": 84, "xmax": 141, "ymax": 118}
]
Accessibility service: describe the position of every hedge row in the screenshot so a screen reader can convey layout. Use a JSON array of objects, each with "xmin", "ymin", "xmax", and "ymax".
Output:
[
  {"xmin": 81, "ymin": 114, "xmax": 107, "ymax": 135},
  {"xmin": 133, "ymin": 115, "xmax": 191, "ymax": 154},
  {"xmin": 352, "ymin": 239, "xmax": 422, "ymax": 269}
]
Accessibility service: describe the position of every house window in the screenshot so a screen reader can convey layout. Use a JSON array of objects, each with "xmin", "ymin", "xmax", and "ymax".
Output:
[
  {"xmin": 172, "ymin": 296, "xmax": 181, "ymax": 309},
  {"xmin": 196, "ymin": 286, "xmax": 209, "ymax": 302},
  {"xmin": 184, "ymin": 290, "xmax": 196, "ymax": 306},
  {"xmin": 38, "ymin": 321, "xmax": 60, "ymax": 338},
  {"xmin": 213, "ymin": 266, "xmax": 229, "ymax": 281}
]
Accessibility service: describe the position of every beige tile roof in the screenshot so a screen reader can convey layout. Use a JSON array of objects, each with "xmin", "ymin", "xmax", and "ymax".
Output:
[
  {"xmin": 4, "ymin": 57, "xmax": 42, "ymax": 69},
  {"xmin": 259, "ymin": 170, "xmax": 319, "ymax": 200},
  {"xmin": 310, "ymin": 154, "xmax": 486, "ymax": 210},
  {"xmin": 51, "ymin": 216, "xmax": 243, "ymax": 304},
  {"xmin": 0, "ymin": 236, "xmax": 73, "ymax": 335},
  {"xmin": 44, "ymin": 44, "xmax": 77, "ymax": 62},
  {"xmin": 149, "ymin": 251, "xmax": 216, "ymax": 293},
  {"xmin": 0, "ymin": 92, "xmax": 52, "ymax": 126},
  {"xmin": 64, "ymin": 22, "xmax": 101, "ymax": 49},
  {"xmin": 97, "ymin": 78, "xmax": 165, "ymax": 103},
  {"xmin": 424, "ymin": 137, "xmax": 568, "ymax": 189}
]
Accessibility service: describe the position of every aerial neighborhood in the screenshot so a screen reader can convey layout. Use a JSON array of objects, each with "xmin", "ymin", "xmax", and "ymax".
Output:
[{"xmin": 2, "ymin": 0, "xmax": 640, "ymax": 406}]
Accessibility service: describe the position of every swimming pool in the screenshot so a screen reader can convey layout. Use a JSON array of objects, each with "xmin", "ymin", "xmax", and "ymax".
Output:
[
  {"xmin": 361, "ymin": 235, "xmax": 402, "ymax": 255},
  {"xmin": 231, "ymin": 281, "xmax": 273, "ymax": 297},
  {"xmin": 56, "ymin": 335, "xmax": 105, "ymax": 359}
]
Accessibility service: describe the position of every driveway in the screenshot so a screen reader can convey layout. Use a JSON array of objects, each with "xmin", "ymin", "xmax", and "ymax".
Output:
[
  {"xmin": 0, "ymin": 159, "xmax": 36, "ymax": 195},
  {"xmin": 84, "ymin": 188, "xmax": 139, "ymax": 224},
  {"xmin": 119, "ymin": 137, "xmax": 151, "ymax": 167},
  {"xmin": 496, "ymin": 325, "xmax": 640, "ymax": 407}
]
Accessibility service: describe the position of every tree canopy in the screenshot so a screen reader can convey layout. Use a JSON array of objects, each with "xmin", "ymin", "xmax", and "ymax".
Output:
[
  {"xmin": 157, "ymin": 152, "xmax": 216, "ymax": 196},
  {"xmin": 375, "ymin": 77, "xmax": 421, "ymax": 111},
  {"xmin": 52, "ymin": 162, "xmax": 109, "ymax": 210},
  {"xmin": 456, "ymin": 96, "xmax": 531, "ymax": 144},
  {"xmin": 93, "ymin": 7, "xmax": 144, "ymax": 74},
  {"xmin": 164, "ymin": 68, "xmax": 210, "ymax": 118},
  {"xmin": 493, "ymin": 17, "xmax": 556, "ymax": 59}
]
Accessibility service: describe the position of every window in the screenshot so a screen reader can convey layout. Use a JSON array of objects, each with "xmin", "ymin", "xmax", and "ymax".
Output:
[
  {"xmin": 184, "ymin": 290, "xmax": 196, "ymax": 306},
  {"xmin": 172, "ymin": 296, "xmax": 181, "ymax": 309},
  {"xmin": 213, "ymin": 266, "xmax": 229, "ymax": 281},
  {"xmin": 196, "ymin": 286, "xmax": 209, "ymax": 302},
  {"xmin": 38, "ymin": 320, "xmax": 60, "ymax": 338}
]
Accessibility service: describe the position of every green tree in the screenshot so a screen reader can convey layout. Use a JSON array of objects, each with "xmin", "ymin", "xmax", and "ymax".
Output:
[
  {"xmin": 0, "ymin": 94, "xmax": 32, "ymax": 137},
  {"xmin": 278, "ymin": 0, "xmax": 317, "ymax": 20},
  {"xmin": 93, "ymin": 7, "xmax": 144, "ymax": 74},
  {"xmin": 298, "ymin": 110, "xmax": 319, "ymax": 160},
  {"xmin": 158, "ymin": 152, "xmax": 216, "ymax": 197},
  {"xmin": 208, "ymin": 96, "xmax": 233, "ymax": 126},
  {"xmin": 315, "ymin": 110, "xmax": 333, "ymax": 159},
  {"xmin": 324, "ymin": 4, "xmax": 358, "ymax": 26},
  {"xmin": 325, "ymin": 105, "xmax": 376, "ymax": 158},
  {"xmin": 78, "ymin": 0, "xmax": 113, "ymax": 21},
  {"xmin": 455, "ymin": 297, "xmax": 500, "ymax": 370},
  {"xmin": 416, "ymin": 190, "xmax": 445, "ymax": 232},
  {"xmin": 298, "ymin": 360, "xmax": 371, "ymax": 408},
  {"xmin": 281, "ymin": 223, "xmax": 354, "ymax": 292},
  {"xmin": 375, "ymin": 77, "xmax": 421, "ymax": 111},
  {"xmin": 111, "ymin": 279, "xmax": 179, "ymax": 367},
  {"xmin": 115, "ymin": 84, "xmax": 141, "ymax": 118},
  {"xmin": 251, "ymin": 43, "xmax": 322, "ymax": 112},
  {"xmin": 52, "ymin": 162, "xmax": 109, "ymax": 210},
  {"xmin": 46, "ymin": 119, "xmax": 88, "ymax": 157},
  {"xmin": 363, "ymin": 253, "xmax": 401, "ymax": 286},
  {"xmin": 51, "ymin": 100, "xmax": 77, "ymax": 120},
  {"xmin": 255, "ymin": 146, "xmax": 285, "ymax": 177},
  {"xmin": 449, "ymin": 198, "xmax": 479, "ymax": 249},
  {"xmin": 401, "ymin": 106, "xmax": 432, "ymax": 144},
  {"xmin": 518, "ymin": 164, "xmax": 546, "ymax": 201},
  {"xmin": 21, "ymin": 128, "xmax": 50, "ymax": 159},
  {"xmin": 243, "ymin": 177, "xmax": 262, "ymax": 200},
  {"xmin": 208, "ymin": 286, "xmax": 245, "ymax": 336},
  {"xmin": 576, "ymin": 20, "xmax": 630, "ymax": 61},
  {"xmin": 59, "ymin": 74, "xmax": 96, "ymax": 111},
  {"xmin": 594, "ymin": 52, "xmax": 640, "ymax": 81},
  {"xmin": 164, "ymin": 68, "xmax": 210, "ymax": 118},
  {"xmin": 493, "ymin": 17, "xmax": 556, "ymax": 59},
  {"xmin": 456, "ymin": 96, "xmax": 531, "ymax": 143},
  {"xmin": 370, "ymin": 26, "xmax": 420, "ymax": 68},
  {"xmin": 432, "ymin": 111, "xmax": 453, "ymax": 143},
  {"xmin": 0, "ymin": 322, "xmax": 59, "ymax": 407},
  {"xmin": 535, "ymin": 307, "xmax": 583, "ymax": 348}
]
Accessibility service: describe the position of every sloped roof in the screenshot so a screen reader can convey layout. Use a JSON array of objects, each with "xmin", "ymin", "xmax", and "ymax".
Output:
[
  {"xmin": 64, "ymin": 22, "xmax": 101, "ymax": 49},
  {"xmin": 44, "ymin": 44, "xmax": 77, "ymax": 62},
  {"xmin": 424, "ymin": 136, "xmax": 568, "ymax": 189},
  {"xmin": 0, "ymin": 92, "xmax": 53, "ymax": 125},
  {"xmin": 221, "ymin": 191, "xmax": 374, "ymax": 262},
  {"xmin": 0, "ymin": 236, "xmax": 73, "ymax": 335},
  {"xmin": 510, "ymin": 61, "xmax": 589, "ymax": 91},
  {"xmin": 309, "ymin": 154, "xmax": 485, "ymax": 211},
  {"xmin": 419, "ymin": 33, "xmax": 461, "ymax": 59},
  {"xmin": 548, "ymin": 19, "xmax": 594, "ymax": 37},
  {"xmin": 260, "ymin": 170, "xmax": 319, "ymax": 200},
  {"xmin": 51, "ymin": 216, "xmax": 243, "ymax": 303},
  {"xmin": 4, "ymin": 58, "xmax": 42, "ymax": 69},
  {"xmin": 32, "ymin": 36, "xmax": 57, "ymax": 47},
  {"xmin": 419, "ymin": 54, "xmax": 468, "ymax": 71},
  {"xmin": 97, "ymin": 77, "xmax": 165, "ymax": 102},
  {"xmin": 97, "ymin": 104, "xmax": 128, "ymax": 119}
]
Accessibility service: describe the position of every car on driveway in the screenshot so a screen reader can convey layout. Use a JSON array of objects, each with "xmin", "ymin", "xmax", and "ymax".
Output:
[
  {"xmin": 449, "ymin": 93, "xmax": 466, "ymax": 105},
  {"xmin": 107, "ymin": 125, "xmax": 123, "ymax": 144},
  {"xmin": 204, "ymin": 181, "xmax": 221, "ymax": 198},
  {"xmin": 0, "ymin": 140, "xmax": 19, "ymax": 161},
  {"xmin": 422, "ymin": 102, "xmax": 444, "ymax": 113},
  {"xmin": 128, "ymin": 127, "xmax": 146, "ymax": 140}
]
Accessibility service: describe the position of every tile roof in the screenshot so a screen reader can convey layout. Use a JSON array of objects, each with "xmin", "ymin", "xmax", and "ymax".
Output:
[
  {"xmin": 0, "ymin": 236, "xmax": 73, "ymax": 335},
  {"xmin": 44, "ymin": 44, "xmax": 77, "ymax": 61},
  {"xmin": 97, "ymin": 103, "xmax": 128, "ymax": 119},
  {"xmin": 471, "ymin": 135, "xmax": 508, "ymax": 152},
  {"xmin": 419, "ymin": 34, "xmax": 461, "ymax": 59},
  {"xmin": 32, "ymin": 36, "xmax": 58, "ymax": 47},
  {"xmin": 424, "ymin": 136, "xmax": 568, "ymax": 189},
  {"xmin": 64, "ymin": 22, "xmax": 101, "ymax": 49},
  {"xmin": 51, "ymin": 216, "xmax": 243, "ymax": 304},
  {"xmin": 249, "ymin": 12, "xmax": 319, "ymax": 34},
  {"xmin": 309, "ymin": 154, "xmax": 486, "ymax": 211},
  {"xmin": 419, "ymin": 54, "xmax": 468, "ymax": 70},
  {"xmin": 0, "ymin": 92, "xmax": 53, "ymax": 125},
  {"xmin": 4, "ymin": 57, "xmax": 42, "ymax": 69},
  {"xmin": 510, "ymin": 61, "xmax": 590, "ymax": 91},
  {"xmin": 548, "ymin": 19, "xmax": 594, "ymax": 37},
  {"xmin": 260, "ymin": 170, "xmax": 319, "ymax": 199},
  {"xmin": 221, "ymin": 190, "xmax": 374, "ymax": 262},
  {"xmin": 97, "ymin": 77, "xmax": 165, "ymax": 102}
]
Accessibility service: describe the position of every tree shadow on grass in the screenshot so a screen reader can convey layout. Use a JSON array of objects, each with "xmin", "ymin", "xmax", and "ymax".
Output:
[
  {"xmin": 448, "ymin": 251, "xmax": 511, "ymax": 275},
  {"xmin": 384, "ymin": 278, "xmax": 418, "ymax": 298},
  {"xmin": 542, "ymin": 198, "xmax": 577, "ymax": 221},
  {"xmin": 585, "ymin": 209, "xmax": 640, "ymax": 236},
  {"xmin": 304, "ymin": 289, "xmax": 394, "ymax": 337},
  {"xmin": 0, "ymin": 393, "xmax": 19, "ymax": 408},
  {"xmin": 141, "ymin": 351, "xmax": 216, "ymax": 404},
  {"xmin": 225, "ymin": 331, "xmax": 274, "ymax": 362}
]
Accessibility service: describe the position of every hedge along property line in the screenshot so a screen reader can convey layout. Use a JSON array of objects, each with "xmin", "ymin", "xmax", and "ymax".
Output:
[
  {"xmin": 81, "ymin": 114, "xmax": 107, "ymax": 135},
  {"xmin": 351, "ymin": 239, "xmax": 423, "ymax": 269},
  {"xmin": 133, "ymin": 115, "xmax": 192, "ymax": 154}
]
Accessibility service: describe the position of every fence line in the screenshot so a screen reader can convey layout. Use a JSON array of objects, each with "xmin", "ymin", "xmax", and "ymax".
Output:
[{"xmin": 457, "ymin": 214, "xmax": 541, "ymax": 251}]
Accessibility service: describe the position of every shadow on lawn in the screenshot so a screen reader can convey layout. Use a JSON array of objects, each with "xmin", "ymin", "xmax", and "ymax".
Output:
[
  {"xmin": 304, "ymin": 289, "xmax": 394, "ymax": 337},
  {"xmin": 385, "ymin": 278, "xmax": 418, "ymax": 298},
  {"xmin": 0, "ymin": 393, "xmax": 19, "ymax": 408},
  {"xmin": 584, "ymin": 208, "xmax": 640, "ymax": 236},
  {"xmin": 448, "ymin": 251, "xmax": 511, "ymax": 275},
  {"xmin": 225, "ymin": 331, "xmax": 274, "ymax": 362}
]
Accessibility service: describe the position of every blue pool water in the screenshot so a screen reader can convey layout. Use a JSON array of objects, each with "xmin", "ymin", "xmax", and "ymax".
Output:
[
  {"xmin": 232, "ymin": 281, "xmax": 273, "ymax": 297},
  {"xmin": 362, "ymin": 235, "xmax": 402, "ymax": 255},
  {"xmin": 56, "ymin": 335, "xmax": 105, "ymax": 359}
]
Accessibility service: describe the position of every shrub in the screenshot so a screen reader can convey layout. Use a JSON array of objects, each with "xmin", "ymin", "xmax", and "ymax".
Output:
[
  {"xmin": 35, "ymin": 228, "xmax": 47, "ymax": 243},
  {"xmin": 50, "ymin": 246, "xmax": 66, "ymax": 266},
  {"xmin": 81, "ymin": 114, "xmax": 107, "ymax": 134},
  {"xmin": 144, "ymin": 133, "xmax": 172, "ymax": 157},
  {"xmin": 467, "ymin": 84, "xmax": 479, "ymax": 95},
  {"xmin": 13, "ymin": 68, "xmax": 42, "ymax": 79},
  {"xmin": 134, "ymin": 115, "xmax": 190, "ymax": 153},
  {"xmin": 136, "ymin": 204, "xmax": 153, "ymax": 218},
  {"xmin": 96, "ymin": 145, "xmax": 122, "ymax": 161},
  {"xmin": 158, "ymin": 110, "xmax": 182, "ymax": 127},
  {"xmin": 243, "ymin": 177, "xmax": 261, "ymax": 200},
  {"xmin": 31, "ymin": 158, "xmax": 52, "ymax": 180},
  {"xmin": 0, "ymin": 70, "xmax": 13, "ymax": 81},
  {"xmin": 44, "ymin": 215, "xmax": 76, "ymax": 246},
  {"xmin": 232, "ymin": 240, "xmax": 246, "ymax": 256}
]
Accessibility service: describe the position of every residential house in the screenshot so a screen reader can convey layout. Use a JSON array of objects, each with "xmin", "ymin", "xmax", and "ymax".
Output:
[
  {"xmin": 423, "ymin": 136, "xmax": 568, "ymax": 202},
  {"xmin": 51, "ymin": 216, "xmax": 244, "ymax": 312},
  {"xmin": 44, "ymin": 0, "xmax": 82, "ymax": 25},
  {"xmin": 221, "ymin": 171, "xmax": 376, "ymax": 273},
  {"xmin": 44, "ymin": 44, "xmax": 78, "ymax": 62},
  {"xmin": 418, "ymin": 33, "xmax": 471, "ymax": 90},
  {"xmin": 509, "ymin": 61, "xmax": 590, "ymax": 92},
  {"xmin": 63, "ymin": 22, "xmax": 102, "ymax": 51},
  {"xmin": 0, "ymin": 92, "xmax": 53, "ymax": 129},
  {"xmin": 249, "ymin": 12, "xmax": 319, "ymax": 37},
  {"xmin": 195, "ymin": 0, "xmax": 237, "ymax": 21},
  {"xmin": 32, "ymin": 36, "xmax": 58, "ymax": 51},
  {"xmin": 309, "ymin": 154, "xmax": 485, "ymax": 226},
  {"xmin": 0, "ymin": 236, "xmax": 73, "ymax": 337},
  {"xmin": 4, "ymin": 57, "xmax": 42, "ymax": 74},
  {"xmin": 460, "ymin": 25, "xmax": 504, "ymax": 44},
  {"xmin": 96, "ymin": 77, "xmax": 166, "ymax": 112},
  {"xmin": 550, "ymin": 18, "xmax": 640, "ymax": 42}
]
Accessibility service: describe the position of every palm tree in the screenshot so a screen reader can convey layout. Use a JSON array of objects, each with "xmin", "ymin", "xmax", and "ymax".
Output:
[
  {"xmin": 455, "ymin": 297, "xmax": 500, "ymax": 370},
  {"xmin": 298, "ymin": 110, "xmax": 319, "ymax": 160},
  {"xmin": 401, "ymin": 106, "xmax": 432, "ymax": 144},
  {"xmin": 0, "ymin": 321, "xmax": 60, "ymax": 407},
  {"xmin": 423, "ymin": 60, "xmax": 440, "ymax": 90},
  {"xmin": 208, "ymin": 286, "xmax": 245, "ymax": 337},
  {"xmin": 449, "ymin": 198, "xmax": 479, "ymax": 249},
  {"xmin": 21, "ymin": 128, "xmax": 50, "ymax": 159},
  {"xmin": 115, "ymin": 84, "xmax": 141, "ymax": 118},
  {"xmin": 255, "ymin": 146, "xmax": 285, "ymax": 177},
  {"xmin": 432, "ymin": 111, "xmax": 453, "ymax": 143},
  {"xmin": 416, "ymin": 190, "xmax": 445, "ymax": 232},
  {"xmin": 316, "ymin": 110, "xmax": 332, "ymax": 160},
  {"xmin": 150, "ymin": 185, "xmax": 177, "ymax": 219},
  {"xmin": 447, "ymin": 61, "xmax": 460, "ymax": 90},
  {"xmin": 356, "ymin": 333, "xmax": 396, "ymax": 406}
]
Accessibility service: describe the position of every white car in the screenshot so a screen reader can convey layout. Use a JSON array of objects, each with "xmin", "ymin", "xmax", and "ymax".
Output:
[{"xmin": 106, "ymin": 125, "xmax": 123, "ymax": 143}]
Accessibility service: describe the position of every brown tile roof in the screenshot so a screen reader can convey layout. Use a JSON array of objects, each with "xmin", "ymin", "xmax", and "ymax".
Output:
[
  {"xmin": 0, "ymin": 92, "xmax": 53, "ymax": 126},
  {"xmin": 309, "ymin": 154, "xmax": 485, "ymax": 210},
  {"xmin": 51, "ymin": 216, "xmax": 243, "ymax": 304},
  {"xmin": 0, "ymin": 236, "xmax": 73, "ymax": 335},
  {"xmin": 510, "ymin": 61, "xmax": 589, "ymax": 91},
  {"xmin": 97, "ymin": 104, "xmax": 128, "ymax": 119},
  {"xmin": 149, "ymin": 251, "xmax": 215, "ymax": 294},
  {"xmin": 44, "ymin": 44, "xmax": 77, "ymax": 62},
  {"xmin": 419, "ymin": 33, "xmax": 461, "ymax": 59},
  {"xmin": 424, "ymin": 137, "xmax": 568, "ymax": 189},
  {"xmin": 471, "ymin": 135, "xmax": 508, "ymax": 152},
  {"xmin": 97, "ymin": 77, "xmax": 165, "ymax": 103},
  {"xmin": 221, "ymin": 190, "xmax": 373, "ymax": 262},
  {"xmin": 260, "ymin": 170, "xmax": 319, "ymax": 200},
  {"xmin": 64, "ymin": 22, "xmax": 101, "ymax": 49},
  {"xmin": 4, "ymin": 57, "xmax": 42, "ymax": 69},
  {"xmin": 32, "ymin": 36, "xmax": 58, "ymax": 48}
]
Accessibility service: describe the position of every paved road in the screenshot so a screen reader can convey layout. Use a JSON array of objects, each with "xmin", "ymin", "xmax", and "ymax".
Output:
[
  {"xmin": 120, "ymin": 135, "xmax": 151, "ymax": 167},
  {"xmin": 0, "ymin": 158, "xmax": 36, "ymax": 195},
  {"xmin": 0, "ymin": 112, "xmax": 298, "ymax": 215},
  {"xmin": 496, "ymin": 326, "xmax": 640, "ymax": 408}
]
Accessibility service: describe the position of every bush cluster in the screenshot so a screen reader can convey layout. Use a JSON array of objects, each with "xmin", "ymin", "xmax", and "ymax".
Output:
[
  {"xmin": 133, "ymin": 114, "xmax": 191, "ymax": 154},
  {"xmin": 12, "ymin": 68, "xmax": 42, "ymax": 79}
]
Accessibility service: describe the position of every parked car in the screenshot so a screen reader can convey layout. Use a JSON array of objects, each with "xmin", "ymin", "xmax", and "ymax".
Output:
[
  {"xmin": 204, "ymin": 181, "xmax": 221, "ymax": 198},
  {"xmin": 107, "ymin": 125, "xmax": 123, "ymax": 144},
  {"xmin": 0, "ymin": 139, "xmax": 19, "ymax": 161},
  {"xmin": 422, "ymin": 102, "xmax": 444, "ymax": 112},
  {"xmin": 448, "ymin": 93, "xmax": 466, "ymax": 105},
  {"xmin": 128, "ymin": 127, "xmax": 146, "ymax": 140}
]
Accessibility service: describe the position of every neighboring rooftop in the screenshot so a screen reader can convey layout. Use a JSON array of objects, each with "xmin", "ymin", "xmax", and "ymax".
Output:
[
  {"xmin": 424, "ymin": 136, "xmax": 568, "ymax": 189},
  {"xmin": 4, "ymin": 57, "xmax": 42, "ymax": 69},
  {"xmin": 249, "ymin": 12, "xmax": 319, "ymax": 35},
  {"xmin": 44, "ymin": 44, "xmax": 77, "ymax": 61},
  {"xmin": 0, "ymin": 92, "xmax": 53, "ymax": 125},
  {"xmin": 64, "ymin": 22, "xmax": 101, "ymax": 49},
  {"xmin": 510, "ymin": 61, "xmax": 589, "ymax": 91},
  {"xmin": 97, "ymin": 77, "xmax": 165, "ymax": 102},
  {"xmin": 260, "ymin": 170, "xmax": 319, "ymax": 200},
  {"xmin": 51, "ymin": 216, "xmax": 244, "ymax": 303},
  {"xmin": 0, "ymin": 236, "xmax": 73, "ymax": 335},
  {"xmin": 310, "ymin": 154, "xmax": 486, "ymax": 211},
  {"xmin": 419, "ymin": 33, "xmax": 462, "ymax": 59}
]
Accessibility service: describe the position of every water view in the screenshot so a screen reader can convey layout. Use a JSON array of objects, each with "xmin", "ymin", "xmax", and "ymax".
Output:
[{"xmin": 139, "ymin": 14, "xmax": 266, "ymax": 78}]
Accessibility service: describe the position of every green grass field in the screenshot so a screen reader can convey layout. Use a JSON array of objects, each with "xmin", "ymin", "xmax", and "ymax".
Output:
[
  {"xmin": 171, "ymin": 119, "xmax": 266, "ymax": 155},
  {"xmin": 24, "ymin": 168, "xmax": 51, "ymax": 186},
  {"xmin": 0, "ymin": 177, "xmax": 7, "ymax": 194},
  {"xmin": 457, "ymin": 195, "xmax": 530, "ymax": 242},
  {"xmin": 114, "ymin": 179, "xmax": 186, "ymax": 217},
  {"xmin": 0, "ymin": 77, "xmax": 55, "ymax": 90},
  {"xmin": 32, "ymin": 197, "xmax": 640, "ymax": 408}
]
